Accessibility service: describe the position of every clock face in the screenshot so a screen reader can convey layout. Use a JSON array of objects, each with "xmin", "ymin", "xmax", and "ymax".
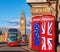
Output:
[
  {"xmin": 21, "ymin": 20, "xmax": 24, "ymax": 24},
  {"xmin": 34, "ymin": 23, "xmax": 40, "ymax": 46}
]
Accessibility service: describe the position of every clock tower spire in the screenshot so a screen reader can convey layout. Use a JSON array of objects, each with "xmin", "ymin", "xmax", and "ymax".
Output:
[
  {"xmin": 21, "ymin": 10, "xmax": 25, "ymax": 17},
  {"xmin": 20, "ymin": 10, "xmax": 26, "ymax": 35}
]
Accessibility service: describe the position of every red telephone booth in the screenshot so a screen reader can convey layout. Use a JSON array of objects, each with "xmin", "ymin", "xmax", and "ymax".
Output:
[
  {"xmin": 32, "ymin": 16, "xmax": 42, "ymax": 50},
  {"xmin": 40, "ymin": 15, "xmax": 55, "ymax": 52}
]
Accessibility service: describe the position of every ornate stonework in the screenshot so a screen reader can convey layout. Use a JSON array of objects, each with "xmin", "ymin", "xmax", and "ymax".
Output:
[
  {"xmin": 27, "ymin": 0, "xmax": 56, "ymax": 17},
  {"xmin": 31, "ymin": 5, "xmax": 51, "ymax": 16},
  {"xmin": 30, "ymin": 3, "xmax": 52, "ymax": 16},
  {"xmin": 26, "ymin": 0, "xmax": 47, "ymax": 3}
]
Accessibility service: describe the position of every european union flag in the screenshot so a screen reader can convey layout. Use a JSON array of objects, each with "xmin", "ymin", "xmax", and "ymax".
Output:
[{"xmin": 34, "ymin": 23, "xmax": 40, "ymax": 46}]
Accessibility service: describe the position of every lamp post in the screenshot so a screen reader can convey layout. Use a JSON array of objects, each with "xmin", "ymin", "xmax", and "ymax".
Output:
[
  {"xmin": 56, "ymin": 0, "xmax": 58, "ymax": 20},
  {"xmin": 56, "ymin": 0, "xmax": 59, "ymax": 46}
]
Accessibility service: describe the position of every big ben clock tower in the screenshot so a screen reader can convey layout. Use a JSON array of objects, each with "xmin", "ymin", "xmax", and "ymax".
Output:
[{"xmin": 20, "ymin": 11, "xmax": 26, "ymax": 35}]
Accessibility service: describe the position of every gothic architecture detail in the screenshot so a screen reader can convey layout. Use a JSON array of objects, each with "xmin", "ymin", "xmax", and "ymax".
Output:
[
  {"xmin": 30, "ymin": 4, "xmax": 51, "ymax": 16},
  {"xmin": 27, "ymin": 0, "xmax": 56, "ymax": 16},
  {"xmin": 20, "ymin": 11, "xmax": 26, "ymax": 35},
  {"xmin": 5, "ymin": 28, "xmax": 8, "ymax": 42},
  {"xmin": 27, "ymin": 0, "xmax": 47, "ymax": 3}
]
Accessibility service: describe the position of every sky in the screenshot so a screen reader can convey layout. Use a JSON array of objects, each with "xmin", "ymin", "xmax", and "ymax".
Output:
[{"xmin": 0, "ymin": 0, "xmax": 31, "ymax": 28}]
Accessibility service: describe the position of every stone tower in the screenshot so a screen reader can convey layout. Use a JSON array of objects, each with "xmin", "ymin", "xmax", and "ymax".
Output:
[
  {"xmin": 20, "ymin": 11, "xmax": 26, "ymax": 35},
  {"xmin": 5, "ymin": 28, "xmax": 8, "ymax": 42}
]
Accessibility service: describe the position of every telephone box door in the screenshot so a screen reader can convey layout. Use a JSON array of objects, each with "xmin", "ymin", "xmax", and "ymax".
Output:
[
  {"xmin": 40, "ymin": 15, "xmax": 55, "ymax": 52},
  {"xmin": 32, "ymin": 16, "xmax": 42, "ymax": 50}
]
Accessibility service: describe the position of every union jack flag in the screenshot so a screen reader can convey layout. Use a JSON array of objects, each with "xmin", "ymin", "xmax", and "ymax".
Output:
[
  {"xmin": 42, "ymin": 22, "xmax": 46, "ymax": 34},
  {"xmin": 48, "ymin": 22, "xmax": 52, "ymax": 35},
  {"xmin": 47, "ymin": 38, "xmax": 52, "ymax": 50},
  {"xmin": 42, "ymin": 37, "xmax": 46, "ymax": 50},
  {"xmin": 41, "ymin": 22, "xmax": 53, "ymax": 50}
]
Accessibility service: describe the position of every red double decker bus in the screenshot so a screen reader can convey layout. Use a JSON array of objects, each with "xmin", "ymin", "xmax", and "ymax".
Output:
[{"xmin": 7, "ymin": 28, "xmax": 18, "ymax": 46}]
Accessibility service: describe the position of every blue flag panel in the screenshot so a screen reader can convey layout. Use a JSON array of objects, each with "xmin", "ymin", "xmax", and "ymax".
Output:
[{"xmin": 34, "ymin": 23, "xmax": 40, "ymax": 46}]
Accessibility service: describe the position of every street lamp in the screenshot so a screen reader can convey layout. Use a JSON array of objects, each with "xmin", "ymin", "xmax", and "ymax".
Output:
[
  {"xmin": 56, "ymin": 0, "xmax": 58, "ymax": 20},
  {"xmin": 55, "ymin": 0, "xmax": 60, "ymax": 45}
]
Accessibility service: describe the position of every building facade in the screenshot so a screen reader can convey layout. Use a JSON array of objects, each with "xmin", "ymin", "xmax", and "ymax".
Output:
[
  {"xmin": 27, "ymin": 0, "xmax": 56, "ymax": 16},
  {"xmin": 5, "ymin": 28, "xmax": 8, "ymax": 42}
]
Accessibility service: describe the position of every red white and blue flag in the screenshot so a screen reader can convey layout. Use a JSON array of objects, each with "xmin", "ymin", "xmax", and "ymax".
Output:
[
  {"xmin": 41, "ymin": 22, "xmax": 53, "ymax": 50},
  {"xmin": 40, "ymin": 15, "xmax": 55, "ymax": 52}
]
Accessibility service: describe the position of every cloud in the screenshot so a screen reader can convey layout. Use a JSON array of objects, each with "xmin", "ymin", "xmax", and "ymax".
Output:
[
  {"xmin": 5, "ymin": 18, "xmax": 32, "ymax": 30},
  {"xmin": 6, "ymin": 19, "xmax": 20, "ymax": 26},
  {"xmin": 6, "ymin": 25, "xmax": 20, "ymax": 29},
  {"xmin": 26, "ymin": 26, "xmax": 31, "ymax": 30},
  {"xmin": 8, "ymin": 25, "xmax": 31, "ymax": 30},
  {"xmin": 26, "ymin": 18, "xmax": 31, "ymax": 27},
  {"xmin": 9, "ymin": 25, "xmax": 20, "ymax": 28},
  {"xmin": 6, "ymin": 19, "xmax": 20, "ymax": 24}
]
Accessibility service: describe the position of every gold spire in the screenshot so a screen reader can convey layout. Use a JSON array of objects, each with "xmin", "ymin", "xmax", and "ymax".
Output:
[{"xmin": 21, "ymin": 10, "xmax": 25, "ymax": 18}]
